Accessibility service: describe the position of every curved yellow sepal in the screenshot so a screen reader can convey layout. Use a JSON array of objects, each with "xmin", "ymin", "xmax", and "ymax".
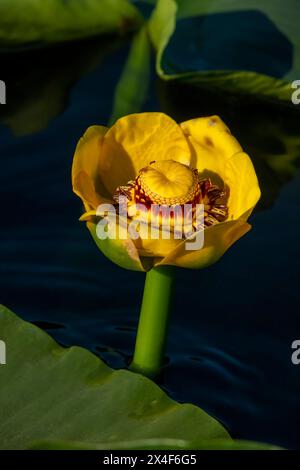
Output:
[
  {"xmin": 156, "ymin": 220, "xmax": 251, "ymax": 269},
  {"xmin": 86, "ymin": 220, "xmax": 146, "ymax": 272},
  {"xmin": 72, "ymin": 125, "xmax": 112, "ymax": 210}
]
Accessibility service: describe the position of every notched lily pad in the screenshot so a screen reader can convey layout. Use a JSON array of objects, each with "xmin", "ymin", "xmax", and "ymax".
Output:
[{"xmin": 0, "ymin": 304, "xmax": 230, "ymax": 450}]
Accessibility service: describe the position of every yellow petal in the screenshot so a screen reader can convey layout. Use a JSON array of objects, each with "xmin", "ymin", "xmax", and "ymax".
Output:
[
  {"xmin": 155, "ymin": 220, "xmax": 250, "ymax": 269},
  {"xmin": 180, "ymin": 115, "xmax": 242, "ymax": 182},
  {"xmin": 72, "ymin": 125, "xmax": 112, "ymax": 210},
  {"xmin": 73, "ymin": 172, "xmax": 103, "ymax": 212},
  {"xmin": 225, "ymin": 152, "xmax": 261, "ymax": 221},
  {"xmin": 100, "ymin": 112, "xmax": 191, "ymax": 195},
  {"xmin": 86, "ymin": 220, "xmax": 146, "ymax": 272}
]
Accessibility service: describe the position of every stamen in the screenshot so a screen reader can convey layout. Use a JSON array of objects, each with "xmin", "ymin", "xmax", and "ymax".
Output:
[{"xmin": 113, "ymin": 160, "xmax": 229, "ymax": 234}]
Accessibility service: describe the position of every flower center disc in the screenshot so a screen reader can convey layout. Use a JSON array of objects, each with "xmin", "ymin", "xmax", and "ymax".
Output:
[{"xmin": 138, "ymin": 160, "xmax": 199, "ymax": 205}]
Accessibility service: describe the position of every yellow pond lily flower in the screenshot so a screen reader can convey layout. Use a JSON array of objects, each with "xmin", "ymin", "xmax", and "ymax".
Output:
[{"xmin": 72, "ymin": 112, "xmax": 260, "ymax": 271}]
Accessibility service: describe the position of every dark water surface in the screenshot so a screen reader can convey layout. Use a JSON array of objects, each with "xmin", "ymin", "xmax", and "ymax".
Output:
[{"xmin": 1, "ymin": 37, "xmax": 300, "ymax": 449}]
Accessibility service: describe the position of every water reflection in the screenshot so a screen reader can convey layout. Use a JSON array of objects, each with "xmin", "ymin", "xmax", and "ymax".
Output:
[{"xmin": 0, "ymin": 35, "xmax": 124, "ymax": 135}]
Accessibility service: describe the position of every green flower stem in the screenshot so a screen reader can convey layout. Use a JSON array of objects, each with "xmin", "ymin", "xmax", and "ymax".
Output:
[{"xmin": 131, "ymin": 266, "xmax": 175, "ymax": 378}]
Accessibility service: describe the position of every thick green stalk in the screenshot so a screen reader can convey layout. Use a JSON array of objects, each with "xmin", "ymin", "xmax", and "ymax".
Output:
[{"xmin": 131, "ymin": 266, "xmax": 175, "ymax": 378}]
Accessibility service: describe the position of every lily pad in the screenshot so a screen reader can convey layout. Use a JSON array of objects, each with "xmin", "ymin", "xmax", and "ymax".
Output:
[
  {"xmin": 29, "ymin": 438, "xmax": 280, "ymax": 450},
  {"xmin": 0, "ymin": 0, "xmax": 142, "ymax": 48},
  {"xmin": 149, "ymin": 0, "xmax": 300, "ymax": 101},
  {"xmin": 0, "ymin": 304, "xmax": 230, "ymax": 450}
]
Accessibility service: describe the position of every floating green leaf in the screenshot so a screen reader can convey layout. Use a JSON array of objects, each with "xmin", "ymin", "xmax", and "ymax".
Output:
[
  {"xmin": 29, "ymin": 438, "xmax": 280, "ymax": 450},
  {"xmin": 149, "ymin": 0, "xmax": 300, "ymax": 101},
  {"xmin": 0, "ymin": 304, "xmax": 230, "ymax": 450},
  {"xmin": 0, "ymin": 0, "xmax": 142, "ymax": 48}
]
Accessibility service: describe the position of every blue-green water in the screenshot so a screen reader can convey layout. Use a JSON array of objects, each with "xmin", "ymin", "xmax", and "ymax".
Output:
[{"xmin": 1, "ymin": 36, "xmax": 300, "ymax": 449}]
